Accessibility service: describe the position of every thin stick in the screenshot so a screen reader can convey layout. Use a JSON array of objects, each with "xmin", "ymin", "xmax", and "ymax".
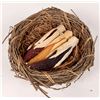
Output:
[
  {"xmin": 94, "ymin": 35, "xmax": 98, "ymax": 45},
  {"xmin": 81, "ymin": 37, "xmax": 92, "ymax": 50},
  {"xmin": 43, "ymin": 72, "xmax": 55, "ymax": 84},
  {"xmin": 38, "ymin": 86, "xmax": 50, "ymax": 98},
  {"xmin": 33, "ymin": 77, "xmax": 50, "ymax": 88},
  {"xmin": 2, "ymin": 32, "xmax": 11, "ymax": 44},
  {"xmin": 71, "ymin": 9, "xmax": 79, "ymax": 18},
  {"xmin": 2, "ymin": 26, "xmax": 13, "ymax": 44}
]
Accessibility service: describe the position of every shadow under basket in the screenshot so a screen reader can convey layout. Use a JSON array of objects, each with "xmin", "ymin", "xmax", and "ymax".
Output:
[{"xmin": 8, "ymin": 7, "xmax": 95, "ymax": 97}]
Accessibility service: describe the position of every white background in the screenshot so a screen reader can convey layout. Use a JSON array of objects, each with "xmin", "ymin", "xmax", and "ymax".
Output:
[
  {"xmin": 2, "ymin": 3, "xmax": 99, "ymax": 97},
  {"xmin": 0, "ymin": 1, "xmax": 2, "ymax": 97}
]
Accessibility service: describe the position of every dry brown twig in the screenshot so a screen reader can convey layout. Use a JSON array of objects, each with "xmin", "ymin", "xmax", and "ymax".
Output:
[{"xmin": 3, "ymin": 7, "xmax": 95, "ymax": 97}]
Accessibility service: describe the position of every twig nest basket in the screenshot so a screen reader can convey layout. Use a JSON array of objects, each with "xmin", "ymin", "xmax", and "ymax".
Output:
[{"xmin": 8, "ymin": 7, "xmax": 94, "ymax": 97}]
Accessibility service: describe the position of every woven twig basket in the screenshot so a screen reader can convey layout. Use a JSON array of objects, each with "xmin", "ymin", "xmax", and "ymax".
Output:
[{"xmin": 7, "ymin": 7, "xmax": 94, "ymax": 97}]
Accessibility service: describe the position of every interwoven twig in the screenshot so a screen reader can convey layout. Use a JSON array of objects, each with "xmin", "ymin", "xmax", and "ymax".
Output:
[{"xmin": 6, "ymin": 7, "xmax": 94, "ymax": 97}]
